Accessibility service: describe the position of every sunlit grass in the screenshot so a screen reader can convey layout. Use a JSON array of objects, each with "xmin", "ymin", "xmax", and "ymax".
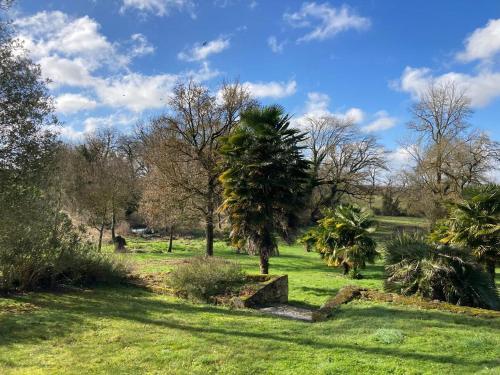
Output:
[{"xmin": 1, "ymin": 216, "xmax": 499, "ymax": 374}]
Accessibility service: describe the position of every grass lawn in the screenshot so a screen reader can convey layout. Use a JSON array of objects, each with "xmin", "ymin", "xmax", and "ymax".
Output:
[{"xmin": 1, "ymin": 216, "xmax": 499, "ymax": 374}]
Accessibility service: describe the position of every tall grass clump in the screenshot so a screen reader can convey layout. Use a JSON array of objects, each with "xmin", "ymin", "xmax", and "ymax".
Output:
[
  {"xmin": 168, "ymin": 257, "xmax": 245, "ymax": 302},
  {"xmin": 384, "ymin": 233, "xmax": 499, "ymax": 310}
]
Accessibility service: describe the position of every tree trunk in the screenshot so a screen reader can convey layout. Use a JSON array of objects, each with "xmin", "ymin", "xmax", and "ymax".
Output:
[
  {"xmin": 259, "ymin": 247, "xmax": 270, "ymax": 274},
  {"xmin": 168, "ymin": 225, "xmax": 174, "ymax": 253},
  {"xmin": 205, "ymin": 179, "xmax": 215, "ymax": 256},
  {"xmin": 98, "ymin": 221, "xmax": 105, "ymax": 251},
  {"xmin": 111, "ymin": 211, "xmax": 116, "ymax": 243},
  {"xmin": 206, "ymin": 215, "xmax": 214, "ymax": 256},
  {"xmin": 342, "ymin": 262, "xmax": 350, "ymax": 275},
  {"xmin": 486, "ymin": 260, "xmax": 496, "ymax": 280}
]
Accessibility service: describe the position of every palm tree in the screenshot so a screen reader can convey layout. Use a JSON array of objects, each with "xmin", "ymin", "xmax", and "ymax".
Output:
[
  {"xmin": 384, "ymin": 233, "xmax": 499, "ymax": 310},
  {"xmin": 219, "ymin": 105, "xmax": 310, "ymax": 274},
  {"xmin": 436, "ymin": 185, "xmax": 499, "ymax": 279},
  {"xmin": 312, "ymin": 205, "xmax": 378, "ymax": 277}
]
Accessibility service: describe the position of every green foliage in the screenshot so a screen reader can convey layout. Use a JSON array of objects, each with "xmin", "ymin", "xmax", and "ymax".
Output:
[
  {"xmin": 0, "ymin": 212, "xmax": 128, "ymax": 291},
  {"xmin": 308, "ymin": 205, "xmax": 378, "ymax": 277},
  {"xmin": 372, "ymin": 328, "xmax": 405, "ymax": 344},
  {"xmin": 220, "ymin": 105, "xmax": 310, "ymax": 273},
  {"xmin": 298, "ymin": 228, "xmax": 319, "ymax": 252},
  {"xmin": 431, "ymin": 184, "xmax": 499, "ymax": 278},
  {"xmin": 380, "ymin": 190, "xmax": 403, "ymax": 216},
  {"xmin": 383, "ymin": 232, "xmax": 434, "ymax": 265},
  {"xmin": 384, "ymin": 233, "xmax": 499, "ymax": 310},
  {"xmin": 168, "ymin": 257, "xmax": 245, "ymax": 302}
]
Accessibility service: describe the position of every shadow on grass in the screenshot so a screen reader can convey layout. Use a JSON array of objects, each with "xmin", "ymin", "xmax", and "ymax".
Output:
[{"xmin": 2, "ymin": 286, "xmax": 498, "ymax": 362}]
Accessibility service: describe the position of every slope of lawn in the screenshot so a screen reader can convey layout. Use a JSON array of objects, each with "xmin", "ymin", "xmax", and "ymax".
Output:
[{"xmin": 1, "ymin": 216, "xmax": 499, "ymax": 375}]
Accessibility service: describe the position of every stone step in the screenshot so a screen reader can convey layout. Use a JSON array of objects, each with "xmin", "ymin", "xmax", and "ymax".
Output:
[{"xmin": 258, "ymin": 304, "xmax": 314, "ymax": 322}]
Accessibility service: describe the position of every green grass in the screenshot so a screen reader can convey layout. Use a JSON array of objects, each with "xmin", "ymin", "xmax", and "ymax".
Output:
[{"xmin": 1, "ymin": 216, "xmax": 499, "ymax": 374}]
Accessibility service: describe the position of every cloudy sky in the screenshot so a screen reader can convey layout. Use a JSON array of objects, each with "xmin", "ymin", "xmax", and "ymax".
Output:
[{"xmin": 6, "ymin": 0, "xmax": 500, "ymax": 160}]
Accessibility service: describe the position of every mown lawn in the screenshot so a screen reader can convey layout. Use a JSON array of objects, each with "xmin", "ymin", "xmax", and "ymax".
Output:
[{"xmin": 1, "ymin": 216, "xmax": 499, "ymax": 374}]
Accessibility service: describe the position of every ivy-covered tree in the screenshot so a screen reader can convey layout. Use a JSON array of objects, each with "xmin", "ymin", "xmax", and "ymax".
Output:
[{"xmin": 220, "ymin": 105, "xmax": 310, "ymax": 274}]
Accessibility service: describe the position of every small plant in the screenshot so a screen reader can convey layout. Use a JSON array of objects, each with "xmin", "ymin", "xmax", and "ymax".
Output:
[
  {"xmin": 372, "ymin": 328, "xmax": 405, "ymax": 344},
  {"xmin": 168, "ymin": 257, "xmax": 245, "ymax": 302}
]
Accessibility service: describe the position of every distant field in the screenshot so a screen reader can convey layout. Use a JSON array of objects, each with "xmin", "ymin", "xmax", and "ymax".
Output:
[{"xmin": 1, "ymin": 216, "xmax": 499, "ymax": 375}]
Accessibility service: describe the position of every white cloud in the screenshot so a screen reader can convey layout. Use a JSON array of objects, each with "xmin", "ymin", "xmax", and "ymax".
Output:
[
  {"xmin": 284, "ymin": 2, "xmax": 370, "ymax": 43},
  {"xmin": 304, "ymin": 92, "xmax": 330, "ymax": 116},
  {"xmin": 386, "ymin": 146, "xmax": 414, "ymax": 171},
  {"xmin": 396, "ymin": 19, "xmax": 500, "ymax": 108},
  {"xmin": 14, "ymin": 10, "xmax": 223, "ymax": 113},
  {"xmin": 293, "ymin": 92, "xmax": 364, "ymax": 127},
  {"xmin": 15, "ymin": 11, "xmax": 126, "ymax": 71},
  {"xmin": 55, "ymin": 93, "xmax": 98, "ymax": 114},
  {"xmin": 342, "ymin": 107, "xmax": 364, "ymax": 123},
  {"xmin": 82, "ymin": 113, "xmax": 139, "ymax": 134},
  {"xmin": 457, "ymin": 19, "xmax": 500, "ymax": 62},
  {"xmin": 120, "ymin": 0, "xmax": 195, "ymax": 17},
  {"xmin": 50, "ymin": 113, "xmax": 139, "ymax": 141},
  {"xmin": 267, "ymin": 36, "xmax": 286, "ymax": 53},
  {"xmin": 361, "ymin": 110, "xmax": 397, "ymax": 133},
  {"xmin": 93, "ymin": 73, "xmax": 177, "ymax": 112},
  {"xmin": 243, "ymin": 80, "xmax": 297, "ymax": 99},
  {"xmin": 178, "ymin": 37, "xmax": 230, "ymax": 62},
  {"xmin": 14, "ymin": 10, "xmax": 225, "ymax": 115},
  {"xmin": 397, "ymin": 66, "xmax": 500, "ymax": 107},
  {"xmin": 184, "ymin": 61, "xmax": 220, "ymax": 82},
  {"xmin": 129, "ymin": 33, "xmax": 155, "ymax": 57},
  {"xmin": 38, "ymin": 56, "xmax": 94, "ymax": 88}
]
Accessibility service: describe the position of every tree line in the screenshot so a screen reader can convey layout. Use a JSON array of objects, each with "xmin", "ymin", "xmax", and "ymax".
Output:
[{"xmin": 1, "ymin": 0, "xmax": 499, "ymax": 282}]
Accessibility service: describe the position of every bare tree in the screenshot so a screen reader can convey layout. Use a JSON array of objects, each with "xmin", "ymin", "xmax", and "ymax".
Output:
[
  {"xmin": 403, "ymin": 82, "xmax": 499, "ymax": 220},
  {"xmin": 139, "ymin": 167, "xmax": 198, "ymax": 252},
  {"xmin": 64, "ymin": 128, "xmax": 135, "ymax": 250},
  {"xmin": 138, "ymin": 80, "xmax": 254, "ymax": 256},
  {"xmin": 406, "ymin": 82, "xmax": 472, "ymax": 200},
  {"xmin": 304, "ymin": 116, "xmax": 386, "ymax": 220}
]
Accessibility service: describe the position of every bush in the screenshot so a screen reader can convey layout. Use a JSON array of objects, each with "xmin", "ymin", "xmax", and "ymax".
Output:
[
  {"xmin": 168, "ymin": 257, "xmax": 245, "ymax": 302},
  {"xmin": 0, "ymin": 212, "xmax": 128, "ymax": 291},
  {"xmin": 384, "ymin": 233, "xmax": 499, "ymax": 310}
]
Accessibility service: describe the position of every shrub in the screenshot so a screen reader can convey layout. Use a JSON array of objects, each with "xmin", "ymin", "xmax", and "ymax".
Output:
[
  {"xmin": 0, "ymin": 212, "xmax": 128, "ymax": 291},
  {"xmin": 384, "ymin": 233, "xmax": 499, "ymax": 310},
  {"xmin": 168, "ymin": 257, "xmax": 245, "ymax": 302}
]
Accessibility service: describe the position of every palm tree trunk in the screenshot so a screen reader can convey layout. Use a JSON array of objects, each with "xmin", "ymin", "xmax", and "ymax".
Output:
[
  {"xmin": 342, "ymin": 262, "xmax": 350, "ymax": 275},
  {"xmin": 259, "ymin": 247, "xmax": 270, "ymax": 274}
]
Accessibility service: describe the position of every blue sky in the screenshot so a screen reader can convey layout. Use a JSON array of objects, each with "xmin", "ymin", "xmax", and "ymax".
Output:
[{"xmin": 8, "ymin": 0, "xmax": 500, "ymax": 160}]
